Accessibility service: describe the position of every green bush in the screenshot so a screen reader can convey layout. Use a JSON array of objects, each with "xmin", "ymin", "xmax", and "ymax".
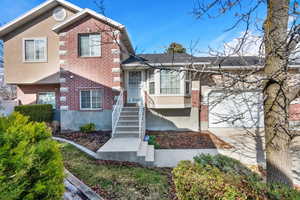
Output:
[
  {"xmin": 148, "ymin": 135, "xmax": 160, "ymax": 149},
  {"xmin": 80, "ymin": 123, "xmax": 96, "ymax": 133},
  {"xmin": 194, "ymin": 154, "xmax": 258, "ymax": 177},
  {"xmin": 14, "ymin": 104, "xmax": 53, "ymax": 123},
  {"xmin": 0, "ymin": 112, "xmax": 64, "ymax": 200},
  {"xmin": 172, "ymin": 155, "xmax": 300, "ymax": 200}
]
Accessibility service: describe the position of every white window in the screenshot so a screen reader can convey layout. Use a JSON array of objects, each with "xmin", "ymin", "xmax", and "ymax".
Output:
[
  {"xmin": 80, "ymin": 89, "xmax": 103, "ymax": 110},
  {"xmin": 148, "ymin": 69, "xmax": 155, "ymax": 95},
  {"xmin": 37, "ymin": 92, "xmax": 56, "ymax": 109},
  {"xmin": 160, "ymin": 70, "xmax": 180, "ymax": 94},
  {"xmin": 185, "ymin": 71, "xmax": 191, "ymax": 95},
  {"xmin": 23, "ymin": 38, "xmax": 47, "ymax": 62},
  {"xmin": 79, "ymin": 34, "xmax": 101, "ymax": 57}
]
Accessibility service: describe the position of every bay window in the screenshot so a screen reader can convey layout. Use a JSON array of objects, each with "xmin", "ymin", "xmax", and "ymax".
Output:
[
  {"xmin": 80, "ymin": 89, "xmax": 103, "ymax": 110},
  {"xmin": 160, "ymin": 70, "xmax": 181, "ymax": 94},
  {"xmin": 23, "ymin": 38, "xmax": 47, "ymax": 62},
  {"xmin": 79, "ymin": 33, "xmax": 101, "ymax": 57},
  {"xmin": 185, "ymin": 71, "xmax": 191, "ymax": 95},
  {"xmin": 148, "ymin": 69, "xmax": 155, "ymax": 94}
]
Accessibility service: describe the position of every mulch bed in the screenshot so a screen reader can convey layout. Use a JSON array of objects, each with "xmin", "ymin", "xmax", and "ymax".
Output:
[
  {"xmin": 147, "ymin": 131, "xmax": 233, "ymax": 149},
  {"xmin": 54, "ymin": 131, "xmax": 111, "ymax": 151}
]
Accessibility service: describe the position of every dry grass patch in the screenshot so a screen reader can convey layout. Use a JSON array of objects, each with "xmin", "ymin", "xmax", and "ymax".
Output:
[{"xmin": 61, "ymin": 143, "xmax": 174, "ymax": 200}]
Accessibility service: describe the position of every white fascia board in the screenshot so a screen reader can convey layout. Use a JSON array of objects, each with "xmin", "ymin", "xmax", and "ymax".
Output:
[
  {"xmin": 0, "ymin": 0, "xmax": 82, "ymax": 37},
  {"xmin": 52, "ymin": 8, "xmax": 124, "ymax": 32},
  {"xmin": 122, "ymin": 62, "xmax": 210, "ymax": 67}
]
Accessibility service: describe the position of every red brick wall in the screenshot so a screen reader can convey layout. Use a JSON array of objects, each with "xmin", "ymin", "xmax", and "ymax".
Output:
[
  {"xmin": 17, "ymin": 84, "xmax": 60, "ymax": 108},
  {"xmin": 59, "ymin": 15, "xmax": 122, "ymax": 111},
  {"xmin": 60, "ymin": 71, "xmax": 113, "ymax": 110},
  {"xmin": 200, "ymin": 104, "xmax": 209, "ymax": 122}
]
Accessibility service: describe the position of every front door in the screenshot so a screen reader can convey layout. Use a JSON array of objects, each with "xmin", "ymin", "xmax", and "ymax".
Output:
[{"xmin": 127, "ymin": 71, "xmax": 142, "ymax": 103}]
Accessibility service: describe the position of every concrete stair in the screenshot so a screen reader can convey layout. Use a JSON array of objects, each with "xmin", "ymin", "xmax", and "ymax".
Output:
[
  {"xmin": 114, "ymin": 107, "xmax": 140, "ymax": 138},
  {"xmin": 96, "ymin": 106, "xmax": 154, "ymax": 166},
  {"xmin": 96, "ymin": 138, "xmax": 155, "ymax": 166}
]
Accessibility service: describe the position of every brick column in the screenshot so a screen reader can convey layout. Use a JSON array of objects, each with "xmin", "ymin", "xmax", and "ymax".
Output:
[
  {"xmin": 191, "ymin": 80, "xmax": 201, "ymax": 131},
  {"xmin": 199, "ymin": 86, "xmax": 211, "ymax": 131}
]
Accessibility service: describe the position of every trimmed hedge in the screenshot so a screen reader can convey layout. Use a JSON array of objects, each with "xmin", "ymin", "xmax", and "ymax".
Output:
[
  {"xmin": 0, "ymin": 112, "xmax": 64, "ymax": 200},
  {"xmin": 14, "ymin": 104, "xmax": 53, "ymax": 122},
  {"xmin": 173, "ymin": 154, "xmax": 300, "ymax": 200}
]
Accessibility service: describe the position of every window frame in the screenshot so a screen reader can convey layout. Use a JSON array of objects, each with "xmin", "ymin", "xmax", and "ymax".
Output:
[
  {"xmin": 22, "ymin": 37, "xmax": 47, "ymax": 63},
  {"xmin": 79, "ymin": 89, "xmax": 103, "ymax": 110},
  {"xmin": 37, "ymin": 92, "xmax": 56, "ymax": 109},
  {"xmin": 148, "ymin": 69, "xmax": 155, "ymax": 95},
  {"xmin": 159, "ymin": 70, "xmax": 181, "ymax": 95},
  {"xmin": 185, "ymin": 71, "xmax": 192, "ymax": 95},
  {"xmin": 78, "ymin": 33, "xmax": 101, "ymax": 57}
]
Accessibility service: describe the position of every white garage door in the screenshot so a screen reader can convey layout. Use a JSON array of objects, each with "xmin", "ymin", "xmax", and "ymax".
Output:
[{"xmin": 208, "ymin": 91, "xmax": 264, "ymax": 128}]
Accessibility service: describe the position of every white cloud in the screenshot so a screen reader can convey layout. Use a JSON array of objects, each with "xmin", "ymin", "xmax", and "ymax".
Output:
[{"xmin": 223, "ymin": 31, "xmax": 263, "ymax": 56}]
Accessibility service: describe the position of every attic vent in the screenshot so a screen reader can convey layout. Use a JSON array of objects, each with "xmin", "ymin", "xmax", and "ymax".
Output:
[{"xmin": 53, "ymin": 7, "xmax": 67, "ymax": 21}]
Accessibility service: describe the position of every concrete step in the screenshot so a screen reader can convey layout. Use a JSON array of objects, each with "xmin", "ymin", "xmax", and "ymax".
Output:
[
  {"xmin": 137, "ymin": 141, "xmax": 148, "ymax": 157},
  {"xmin": 116, "ymin": 126, "xmax": 139, "ymax": 132},
  {"xmin": 114, "ymin": 131, "xmax": 140, "ymax": 138},
  {"xmin": 118, "ymin": 121, "xmax": 139, "ymax": 126},
  {"xmin": 122, "ymin": 107, "xmax": 139, "ymax": 112},
  {"xmin": 145, "ymin": 145, "xmax": 155, "ymax": 162},
  {"xmin": 119, "ymin": 116, "xmax": 139, "ymax": 121},
  {"xmin": 120, "ymin": 111, "xmax": 139, "ymax": 116}
]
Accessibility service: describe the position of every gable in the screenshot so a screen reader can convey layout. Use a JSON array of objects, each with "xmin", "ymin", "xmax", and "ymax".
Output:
[{"xmin": 0, "ymin": 0, "xmax": 82, "ymax": 38}]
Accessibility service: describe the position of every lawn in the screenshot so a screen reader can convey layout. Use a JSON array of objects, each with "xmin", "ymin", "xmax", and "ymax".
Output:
[{"xmin": 61, "ymin": 143, "xmax": 175, "ymax": 200}]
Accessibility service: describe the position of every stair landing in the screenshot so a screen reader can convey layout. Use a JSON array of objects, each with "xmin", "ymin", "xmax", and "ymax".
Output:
[{"xmin": 96, "ymin": 138, "xmax": 154, "ymax": 166}]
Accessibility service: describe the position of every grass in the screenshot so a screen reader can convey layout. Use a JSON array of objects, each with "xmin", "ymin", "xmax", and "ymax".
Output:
[{"xmin": 60, "ymin": 143, "xmax": 172, "ymax": 200}]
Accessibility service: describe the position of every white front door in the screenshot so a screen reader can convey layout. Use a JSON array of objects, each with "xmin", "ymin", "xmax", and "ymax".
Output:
[{"xmin": 127, "ymin": 71, "xmax": 142, "ymax": 103}]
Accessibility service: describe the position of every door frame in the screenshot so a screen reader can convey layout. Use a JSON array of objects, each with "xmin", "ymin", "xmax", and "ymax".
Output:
[{"xmin": 125, "ymin": 70, "xmax": 145, "ymax": 104}]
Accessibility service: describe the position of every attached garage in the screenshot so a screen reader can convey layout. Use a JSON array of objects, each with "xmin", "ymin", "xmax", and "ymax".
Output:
[{"xmin": 208, "ymin": 91, "xmax": 264, "ymax": 128}]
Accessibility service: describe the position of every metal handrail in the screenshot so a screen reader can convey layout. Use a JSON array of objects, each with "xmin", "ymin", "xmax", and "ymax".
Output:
[{"xmin": 112, "ymin": 90, "xmax": 123, "ymax": 137}]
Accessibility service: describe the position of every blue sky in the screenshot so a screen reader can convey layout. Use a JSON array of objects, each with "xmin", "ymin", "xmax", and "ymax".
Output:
[{"xmin": 0, "ymin": 0, "xmax": 266, "ymax": 54}]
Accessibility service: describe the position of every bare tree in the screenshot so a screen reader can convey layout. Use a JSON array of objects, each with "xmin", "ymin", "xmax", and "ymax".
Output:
[
  {"xmin": 192, "ymin": 0, "xmax": 300, "ymax": 186},
  {"xmin": 91, "ymin": 0, "xmax": 300, "ymax": 186}
]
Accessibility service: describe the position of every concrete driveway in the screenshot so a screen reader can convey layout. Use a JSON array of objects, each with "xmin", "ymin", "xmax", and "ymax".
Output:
[{"xmin": 209, "ymin": 128, "xmax": 300, "ymax": 186}]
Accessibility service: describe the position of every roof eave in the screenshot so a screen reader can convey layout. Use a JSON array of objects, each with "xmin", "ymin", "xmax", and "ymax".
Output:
[{"xmin": 0, "ymin": 0, "xmax": 82, "ymax": 38}]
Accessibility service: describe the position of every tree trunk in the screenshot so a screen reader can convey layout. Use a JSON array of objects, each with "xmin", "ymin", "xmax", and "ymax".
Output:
[{"xmin": 263, "ymin": 0, "xmax": 293, "ymax": 186}]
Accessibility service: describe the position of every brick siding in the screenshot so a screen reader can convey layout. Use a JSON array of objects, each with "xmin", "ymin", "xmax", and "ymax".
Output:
[{"xmin": 58, "ymin": 15, "xmax": 123, "ymax": 111}]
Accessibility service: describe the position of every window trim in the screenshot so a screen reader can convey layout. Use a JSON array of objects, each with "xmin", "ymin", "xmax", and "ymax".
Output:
[
  {"xmin": 22, "ymin": 37, "xmax": 48, "ymax": 63},
  {"xmin": 78, "ymin": 33, "xmax": 101, "ymax": 58},
  {"xmin": 37, "ymin": 91, "xmax": 56, "ymax": 109},
  {"xmin": 148, "ymin": 69, "xmax": 155, "ymax": 95},
  {"xmin": 159, "ymin": 69, "xmax": 181, "ymax": 95},
  {"xmin": 79, "ymin": 89, "xmax": 103, "ymax": 110},
  {"xmin": 185, "ymin": 71, "xmax": 192, "ymax": 95}
]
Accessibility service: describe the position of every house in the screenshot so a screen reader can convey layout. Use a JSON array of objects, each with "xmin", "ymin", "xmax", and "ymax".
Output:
[{"xmin": 0, "ymin": 0, "xmax": 299, "ymax": 139}]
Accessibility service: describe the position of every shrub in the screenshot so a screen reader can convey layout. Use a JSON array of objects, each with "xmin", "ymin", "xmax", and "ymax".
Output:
[
  {"xmin": 80, "ymin": 123, "xmax": 96, "ymax": 133},
  {"xmin": 194, "ymin": 154, "xmax": 258, "ymax": 177},
  {"xmin": 14, "ymin": 104, "xmax": 53, "ymax": 123},
  {"xmin": 173, "ymin": 160, "xmax": 247, "ymax": 200},
  {"xmin": 148, "ymin": 135, "xmax": 160, "ymax": 149},
  {"xmin": 0, "ymin": 112, "xmax": 64, "ymax": 200},
  {"xmin": 173, "ymin": 155, "xmax": 300, "ymax": 200}
]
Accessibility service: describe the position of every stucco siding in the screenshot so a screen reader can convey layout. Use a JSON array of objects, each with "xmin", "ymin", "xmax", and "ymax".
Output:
[
  {"xmin": 146, "ymin": 108, "xmax": 199, "ymax": 131},
  {"xmin": 3, "ymin": 6, "xmax": 75, "ymax": 84},
  {"xmin": 60, "ymin": 110, "xmax": 112, "ymax": 131}
]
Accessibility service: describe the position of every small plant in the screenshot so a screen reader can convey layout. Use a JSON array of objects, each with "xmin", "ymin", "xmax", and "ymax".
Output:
[
  {"xmin": 148, "ymin": 135, "xmax": 160, "ymax": 149},
  {"xmin": 80, "ymin": 123, "xmax": 96, "ymax": 133},
  {"xmin": 14, "ymin": 104, "xmax": 53, "ymax": 122},
  {"xmin": 0, "ymin": 112, "xmax": 64, "ymax": 200}
]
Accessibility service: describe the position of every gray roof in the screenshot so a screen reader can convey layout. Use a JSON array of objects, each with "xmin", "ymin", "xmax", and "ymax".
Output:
[{"xmin": 122, "ymin": 53, "xmax": 263, "ymax": 67}]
